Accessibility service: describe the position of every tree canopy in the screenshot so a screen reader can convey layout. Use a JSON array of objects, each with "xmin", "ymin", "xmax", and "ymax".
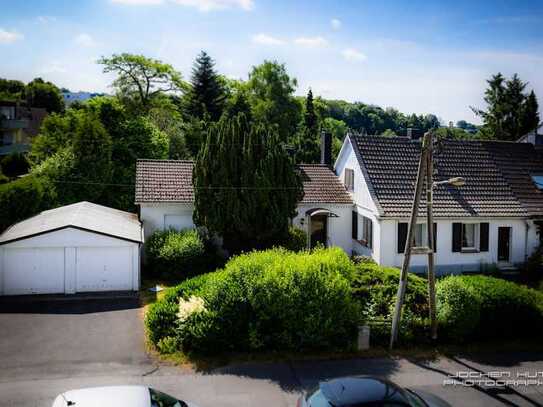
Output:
[
  {"xmin": 472, "ymin": 73, "xmax": 540, "ymax": 141},
  {"xmin": 193, "ymin": 114, "xmax": 303, "ymax": 253},
  {"xmin": 99, "ymin": 53, "xmax": 186, "ymax": 111}
]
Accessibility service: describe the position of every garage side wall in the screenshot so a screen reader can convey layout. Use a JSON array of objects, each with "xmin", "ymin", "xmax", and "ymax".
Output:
[{"xmin": 0, "ymin": 227, "xmax": 140, "ymax": 295}]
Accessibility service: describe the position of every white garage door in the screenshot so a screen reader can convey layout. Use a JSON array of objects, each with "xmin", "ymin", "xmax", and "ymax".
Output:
[
  {"xmin": 76, "ymin": 247, "xmax": 132, "ymax": 292},
  {"xmin": 3, "ymin": 248, "xmax": 65, "ymax": 295}
]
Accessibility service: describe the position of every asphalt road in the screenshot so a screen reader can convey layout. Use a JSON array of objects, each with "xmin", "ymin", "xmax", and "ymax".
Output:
[{"xmin": 1, "ymin": 296, "xmax": 543, "ymax": 407}]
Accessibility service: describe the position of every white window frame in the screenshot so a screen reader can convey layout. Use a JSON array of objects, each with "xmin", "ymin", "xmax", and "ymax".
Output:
[
  {"xmin": 461, "ymin": 223, "xmax": 479, "ymax": 251},
  {"xmin": 344, "ymin": 168, "xmax": 354, "ymax": 192}
]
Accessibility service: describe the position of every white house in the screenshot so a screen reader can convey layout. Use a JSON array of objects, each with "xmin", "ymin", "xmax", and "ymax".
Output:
[
  {"xmin": 135, "ymin": 151, "xmax": 354, "ymax": 253},
  {"xmin": 135, "ymin": 133, "xmax": 543, "ymax": 274},
  {"xmin": 335, "ymin": 133, "xmax": 543, "ymax": 274},
  {"xmin": 0, "ymin": 202, "xmax": 143, "ymax": 295}
]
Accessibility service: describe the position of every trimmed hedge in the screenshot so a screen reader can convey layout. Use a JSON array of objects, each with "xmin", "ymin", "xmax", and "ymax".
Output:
[
  {"xmin": 436, "ymin": 275, "xmax": 543, "ymax": 341},
  {"xmin": 145, "ymin": 247, "xmax": 360, "ymax": 353},
  {"xmin": 436, "ymin": 277, "xmax": 481, "ymax": 340},
  {"xmin": 146, "ymin": 229, "xmax": 206, "ymax": 279}
]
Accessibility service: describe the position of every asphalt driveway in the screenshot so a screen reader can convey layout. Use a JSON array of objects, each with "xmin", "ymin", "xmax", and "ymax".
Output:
[{"xmin": 0, "ymin": 295, "xmax": 151, "ymax": 381}]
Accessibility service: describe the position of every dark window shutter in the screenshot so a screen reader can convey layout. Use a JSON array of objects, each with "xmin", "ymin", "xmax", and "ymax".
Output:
[
  {"xmin": 452, "ymin": 222, "xmax": 462, "ymax": 252},
  {"xmin": 352, "ymin": 211, "xmax": 358, "ymax": 239},
  {"xmin": 480, "ymin": 222, "xmax": 489, "ymax": 252},
  {"xmin": 368, "ymin": 219, "xmax": 373, "ymax": 249},
  {"xmin": 397, "ymin": 222, "xmax": 408, "ymax": 253},
  {"xmin": 433, "ymin": 222, "xmax": 437, "ymax": 252}
]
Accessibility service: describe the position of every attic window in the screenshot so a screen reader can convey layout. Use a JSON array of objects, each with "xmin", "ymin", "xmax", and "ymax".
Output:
[{"xmin": 532, "ymin": 175, "xmax": 543, "ymax": 190}]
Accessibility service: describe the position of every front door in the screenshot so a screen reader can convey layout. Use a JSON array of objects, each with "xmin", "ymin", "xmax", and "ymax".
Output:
[
  {"xmin": 310, "ymin": 215, "xmax": 328, "ymax": 248},
  {"xmin": 497, "ymin": 227, "xmax": 511, "ymax": 262}
]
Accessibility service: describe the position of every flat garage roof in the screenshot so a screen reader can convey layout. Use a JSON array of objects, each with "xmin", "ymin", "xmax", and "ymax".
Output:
[{"xmin": 0, "ymin": 201, "xmax": 143, "ymax": 245}]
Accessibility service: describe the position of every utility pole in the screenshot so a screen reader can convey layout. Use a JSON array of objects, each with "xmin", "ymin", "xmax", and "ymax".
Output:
[
  {"xmin": 425, "ymin": 132, "xmax": 437, "ymax": 340},
  {"xmin": 389, "ymin": 135, "xmax": 428, "ymax": 349}
]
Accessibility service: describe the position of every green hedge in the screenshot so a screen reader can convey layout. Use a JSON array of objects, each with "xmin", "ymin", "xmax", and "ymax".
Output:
[
  {"xmin": 146, "ymin": 229, "xmax": 206, "ymax": 279},
  {"xmin": 436, "ymin": 275, "xmax": 543, "ymax": 341},
  {"xmin": 146, "ymin": 247, "xmax": 360, "ymax": 353},
  {"xmin": 436, "ymin": 277, "xmax": 481, "ymax": 340},
  {"xmin": 0, "ymin": 175, "xmax": 56, "ymax": 231}
]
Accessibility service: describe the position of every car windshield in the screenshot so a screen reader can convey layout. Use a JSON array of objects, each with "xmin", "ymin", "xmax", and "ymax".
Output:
[
  {"xmin": 306, "ymin": 389, "xmax": 333, "ymax": 407},
  {"xmin": 149, "ymin": 388, "xmax": 188, "ymax": 407}
]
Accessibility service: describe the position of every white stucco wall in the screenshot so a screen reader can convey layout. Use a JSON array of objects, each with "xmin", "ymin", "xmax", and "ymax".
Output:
[
  {"xmin": 140, "ymin": 203, "xmax": 195, "ymax": 239},
  {"xmin": 292, "ymin": 204, "xmax": 354, "ymax": 254},
  {"xmin": 379, "ymin": 218, "xmax": 536, "ymax": 274},
  {"xmin": 0, "ymin": 227, "xmax": 140, "ymax": 295}
]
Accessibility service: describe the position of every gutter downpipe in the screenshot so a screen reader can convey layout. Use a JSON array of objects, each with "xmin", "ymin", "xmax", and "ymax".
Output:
[{"xmin": 524, "ymin": 220, "xmax": 530, "ymax": 263}]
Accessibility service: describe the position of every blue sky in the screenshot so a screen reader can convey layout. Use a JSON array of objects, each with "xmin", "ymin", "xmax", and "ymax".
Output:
[{"xmin": 1, "ymin": 0, "xmax": 542, "ymax": 124}]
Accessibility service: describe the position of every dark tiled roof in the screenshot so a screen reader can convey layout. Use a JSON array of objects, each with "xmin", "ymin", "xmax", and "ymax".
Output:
[
  {"xmin": 135, "ymin": 161, "xmax": 352, "ymax": 205},
  {"xmin": 135, "ymin": 160, "xmax": 194, "ymax": 203},
  {"xmin": 350, "ymin": 134, "xmax": 543, "ymax": 218},
  {"xmin": 298, "ymin": 164, "xmax": 353, "ymax": 204}
]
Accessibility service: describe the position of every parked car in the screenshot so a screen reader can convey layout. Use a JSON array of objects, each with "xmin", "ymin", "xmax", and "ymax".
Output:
[
  {"xmin": 297, "ymin": 376, "xmax": 451, "ymax": 407},
  {"xmin": 52, "ymin": 385, "xmax": 199, "ymax": 407}
]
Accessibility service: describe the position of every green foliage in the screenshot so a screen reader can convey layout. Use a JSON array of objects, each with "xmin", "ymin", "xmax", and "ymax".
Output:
[
  {"xmin": 193, "ymin": 114, "xmax": 304, "ymax": 254},
  {"xmin": 524, "ymin": 245, "xmax": 542, "ymax": 283},
  {"xmin": 146, "ymin": 229, "xmax": 206, "ymax": 280},
  {"xmin": 473, "ymin": 73, "xmax": 540, "ymax": 141},
  {"xmin": 436, "ymin": 277, "xmax": 481, "ymax": 340},
  {"xmin": 246, "ymin": 60, "xmax": 302, "ymax": 142},
  {"xmin": 99, "ymin": 53, "xmax": 186, "ymax": 111},
  {"xmin": 25, "ymin": 78, "xmax": 64, "ymax": 113},
  {"xmin": 184, "ymin": 51, "xmax": 226, "ymax": 121},
  {"xmin": 294, "ymin": 89, "xmax": 320, "ymax": 163},
  {"xmin": 29, "ymin": 111, "xmax": 79, "ymax": 165},
  {"xmin": 351, "ymin": 262, "xmax": 428, "ymax": 317},
  {"xmin": 436, "ymin": 275, "xmax": 543, "ymax": 341},
  {"xmin": 1, "ymin": 153, "xmax": 30, "ymax": 178},
  {"xmin": 174, "ymin": 248, "xmax": 359, "ymax": 353},
  {"xmin": 0, "ymin": 175, "xmax": 56, "ymax": 231},
  {"xmin": 145, "ymin": 299, "xmax": 179, "ymax": 345},
  {"xmin": 157, "ymin": 336, "xmax": 179, "ymax": 354},
  {"xmin": 0, "ymin": 78, "xmax": 25, "ymax": 100},
  {"xmin": 280, "ymin": 227, "xmax": 307, "ymax": 252}
]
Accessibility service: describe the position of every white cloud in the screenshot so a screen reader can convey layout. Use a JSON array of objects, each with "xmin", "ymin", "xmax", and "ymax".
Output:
[
  {"xmin": 331, "ymin": 18, "xmax": 342, "ymax": 30},
  {"xmin": 74, "ymin": 33, "xmax": 97, "ymax": 47},
  {"xmin": 111, "ymin": 0, "xmax": 163, "ymax": 5},
  {"xmin": 37, "ymin": 16, "xmax": 57, "ymax": 24},
  {"xmin": 294, "ymin": 36, "xmax": 328, "ymax": 48},
  {"xmin": 0, "ymin": 29, "xmax": 23, "ymax": 44},
  {"xmin": 172, "ymin": 0, "xmax": 254, "ymax": 11},
  {"xmin": 251, "ymin": 33, "xmax": 284, "ymax": 46},
  {"xmin": 40, "ymin": 61, "xmax": 68, "ymax": 75},
  {"xmin": 341, "ymin": 48, "xmax": 367, "ymax": 62},
  {"xmin": 112, "ymin": 0, "xmax": 254, "ymax": 10}
]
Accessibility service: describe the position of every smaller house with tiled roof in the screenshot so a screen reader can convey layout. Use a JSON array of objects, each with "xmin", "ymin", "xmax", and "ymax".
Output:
[
  {"xmin": 335, "ymin": 133, "xmax": 543, "ymax": 273},
  {"xmin": 135, "ymin": 137, "xmax": 354, "ymax": 252}
]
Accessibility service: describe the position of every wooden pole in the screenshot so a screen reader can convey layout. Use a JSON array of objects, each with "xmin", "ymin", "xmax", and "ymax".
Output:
[
  {"xmin": 425, "ymin": 132, "xmax": 438, "ymax": 340},
  {"xmin": 389, "ymin": 137, "xmax": 428, "ymax": 349}
]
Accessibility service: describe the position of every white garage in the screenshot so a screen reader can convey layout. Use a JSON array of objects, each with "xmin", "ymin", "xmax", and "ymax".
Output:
[{"xmin": 0, "ymin": 202, "xmax": 143, "ymax": 296}]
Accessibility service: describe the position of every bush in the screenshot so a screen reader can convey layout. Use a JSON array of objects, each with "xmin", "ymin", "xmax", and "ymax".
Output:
[
  {"xmin": 436, "ymin": 277, "xmax": 481, "ymax": 340},
  {"xmin": 148, "ymin": 247, "xmax": 360, "ymax": 354},
  {"xmin": 145, "ymin": 299, "xmax": 178, "ymax": 345},
  {"xmin": 0, "ymin": 153, "xmax": 30, "ymax": 178},
  {"xmin": 524, "ymin": 245, "xmax": 542, "ymax": 283},
  {"xmin": 146, "ymin": 229, "xmax": 206, "ymax": 279},
  {"xmin": 280, "ymin": 227, "xmax": 307, "ymax": 252},
  {"xmin": 0, "ymin": 175, "xmax": 56, "ymax": 231},
  {"xmin": 436, "ymin": 275, "xmax": 543, "ymax": 341},
  {"xmin": 351, "ymin": 262, "xmax": 428, "ymax": 318}
]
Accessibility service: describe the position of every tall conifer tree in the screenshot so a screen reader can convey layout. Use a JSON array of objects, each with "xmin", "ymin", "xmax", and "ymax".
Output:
[{"xmin": 185, "ymin": 51, "xmax": 226, "ymax": 121}]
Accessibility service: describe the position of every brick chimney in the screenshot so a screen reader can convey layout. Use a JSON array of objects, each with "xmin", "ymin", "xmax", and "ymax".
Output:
[{"xmin": 321, "ymin": 131, "xmax": 332, "ymax": 166}]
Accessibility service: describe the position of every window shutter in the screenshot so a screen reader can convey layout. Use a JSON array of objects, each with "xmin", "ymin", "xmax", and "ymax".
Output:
[
  {"xmin": 368, "ymin": 219, "xmax": 373, "ymax": 249},
  {"xmin": 352, "ymin": 211, "xmax": 358, "ymax": 240},
  {"xmin": 452, "ymin": 222, "xmax": 462, "ymax": 252},
  {"xmin": 479, "ymin": 222, "xmax": 489, "ymax": 252},
  {"xmin": 397, "ymin": 222, "xmax": 408, "ymax": 253},
  {"xmin": 433, "ymin": 222, "xmax": 437, "ymax": 252}
]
